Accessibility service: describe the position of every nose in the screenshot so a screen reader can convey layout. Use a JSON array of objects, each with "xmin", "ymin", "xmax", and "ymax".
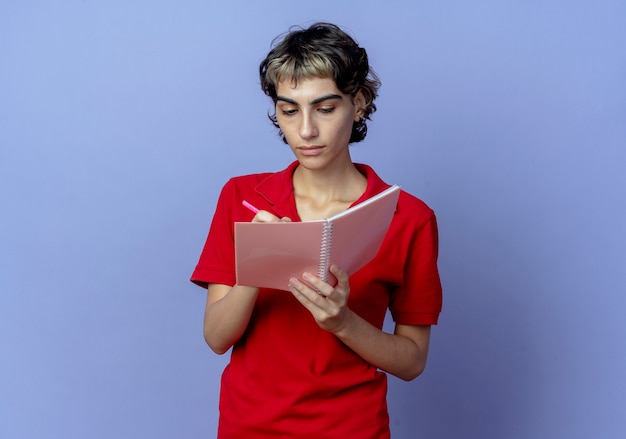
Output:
[{"xmin": 299, "ymin": 112, "xmax": 318, "ymax": 140}]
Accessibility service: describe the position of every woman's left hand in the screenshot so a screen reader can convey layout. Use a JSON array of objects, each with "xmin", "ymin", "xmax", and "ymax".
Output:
[
  {"xmin": 289, "ymin": 263, "xmax": 431, "ymax": 381},
  {"xmin": 288, "ymin": 264, "xmax": 352, "ymax": 334}
]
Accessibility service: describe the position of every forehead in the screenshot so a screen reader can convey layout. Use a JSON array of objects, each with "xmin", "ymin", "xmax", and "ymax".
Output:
[{"xmin": 275, "ymin": 76, "xmax": 343, "ymax": 100}]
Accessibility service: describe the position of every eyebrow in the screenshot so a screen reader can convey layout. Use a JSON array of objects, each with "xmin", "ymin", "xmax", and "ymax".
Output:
[{"xmin": 276, "ymin": 94, "xmax": 343, "ymax": 106}]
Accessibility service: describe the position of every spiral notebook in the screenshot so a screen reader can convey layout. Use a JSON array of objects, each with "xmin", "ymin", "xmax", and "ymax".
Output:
[{"xmin": 234, "ymin": 185, "xmax": 400, "ymax": 291}]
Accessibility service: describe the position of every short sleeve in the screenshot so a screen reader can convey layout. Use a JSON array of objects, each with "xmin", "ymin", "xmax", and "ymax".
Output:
[
  {"xmin": 389, "ymin": 213, "xmax": 443, "ymax": 325},
  {"xmin": 190, "ymin": 180, "xmax": 238, "ymax": 289}
]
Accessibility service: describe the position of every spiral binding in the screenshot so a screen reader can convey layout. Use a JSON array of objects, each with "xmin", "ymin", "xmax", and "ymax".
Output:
[{"xmin": 318, "ymin": 221, "xmax": 334, "ymax": 281}]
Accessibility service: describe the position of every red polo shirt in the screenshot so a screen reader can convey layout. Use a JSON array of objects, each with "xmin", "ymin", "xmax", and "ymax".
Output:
[{"xmin": 192, "ymin": 161, "xmax": 442, "ymax": 438}]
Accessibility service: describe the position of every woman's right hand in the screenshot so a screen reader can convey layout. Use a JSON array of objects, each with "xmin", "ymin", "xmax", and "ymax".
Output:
[
  {"xmin": 203, "ymin": 211, "xmax": 291, "ymax": 354},
  {"xmin": 252, "ymin": 210, "xmax": 292, "ymax": 223}
]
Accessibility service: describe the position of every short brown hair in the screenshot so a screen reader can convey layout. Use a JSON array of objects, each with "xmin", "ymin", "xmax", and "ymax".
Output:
[{"xmin": 259, "ymin": 22, "xmax": 381, "ymax": 143}]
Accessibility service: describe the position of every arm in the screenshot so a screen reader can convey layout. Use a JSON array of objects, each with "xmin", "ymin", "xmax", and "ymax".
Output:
[
  {"xmin": 333, "ymin": 311, "xmax": 430, "ymax": 381},
  {"xmin": 203, "ymin": 209, "xmax": 292, "ymax": 354},
  {"xmin": 203, "ymin": 283, "xmax": 259, "ymax": 354},
  {"xmin": 288, "ymin": 265, "xmax": 431, "ymax": 381}
]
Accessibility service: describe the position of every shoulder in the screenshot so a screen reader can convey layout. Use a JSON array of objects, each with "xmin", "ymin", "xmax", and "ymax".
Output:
[
  {"xmin": 224, "ymin": 171, "xmax": 275, "ymax": 188},
  {"xmin": 221, "ymin": 162, "xmax": 297, "ymax": 195},
  {"xmin": 218, "ymin": 162, "xmax": 297, "ymax": 213},
  {"xmin": 357, "ymin": 162, "xmax": 436, "ymax": 229},
  {"xmin": 395, "ymin": 189, "xmax": 436, "ymax": 230},
  {"xmin": 218, "ymin": 170, "xmax": 276, "ymax": 200},
  {"xmin": 210, "ymin": 172, "xmax": 275, "ymax": 220}
]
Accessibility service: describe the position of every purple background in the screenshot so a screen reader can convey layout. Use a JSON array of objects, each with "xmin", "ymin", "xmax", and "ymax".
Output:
[{"xmin": 1, "ymin": 1, "xmax": 625, "ymax": 438}]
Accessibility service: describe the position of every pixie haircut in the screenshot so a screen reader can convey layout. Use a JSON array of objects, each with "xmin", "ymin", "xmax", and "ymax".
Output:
[{"xmin": 259, "ymin": 22, "xmax": 381, "ymax": 144}]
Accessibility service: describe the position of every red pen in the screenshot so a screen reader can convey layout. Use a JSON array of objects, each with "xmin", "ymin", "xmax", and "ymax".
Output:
[{"xmin": 242, "ymin": 200, "xmax": 260, "ymax": 214}]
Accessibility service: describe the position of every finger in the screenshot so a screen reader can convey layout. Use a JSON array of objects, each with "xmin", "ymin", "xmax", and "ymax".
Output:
[
  {"xmin": 289, "ymin": 276, "xmax": 325, "ymax": 303},
  {"xmin": 253, "ymin": 210, "xmax": 282, "ymax": 223},
  {"xmin": 329, "ymin": 265, "xmax": 349, "ymax": 290},
  {"xmin": 288, "ymin": 278, "xmax": 326, "ymax": 310},
  {"xmin": 289, "ymin": 276, "xmax": 347, "ymax": 331},
  {"xmin": 301, "ymin": 272, "xmax": 334, "ymax": 298}
]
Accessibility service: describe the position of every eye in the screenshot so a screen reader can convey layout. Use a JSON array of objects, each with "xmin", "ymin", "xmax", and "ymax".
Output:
[
  {"xmin": 280, "ymin": 108, "xmax": 297, "ymax": 116},
  {"xmin": 318, "ymin": 107, "xmax": 335, "ymax": 114}
]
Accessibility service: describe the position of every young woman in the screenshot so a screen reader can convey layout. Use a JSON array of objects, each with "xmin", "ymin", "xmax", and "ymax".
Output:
[{"xmin": 191, "ymin": 22, "xmax": 442, "ymax": 438}]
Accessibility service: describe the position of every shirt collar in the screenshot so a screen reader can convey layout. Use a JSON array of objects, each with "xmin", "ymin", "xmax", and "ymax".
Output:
[{"xmin": 255, "ymin": 161, "xmax": 391, "ymax": 219}]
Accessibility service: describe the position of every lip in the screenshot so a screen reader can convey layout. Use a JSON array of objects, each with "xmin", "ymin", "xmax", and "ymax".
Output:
[{"xmin": 297, "ymin": 145, "xmax": 325, "ymax": 156}]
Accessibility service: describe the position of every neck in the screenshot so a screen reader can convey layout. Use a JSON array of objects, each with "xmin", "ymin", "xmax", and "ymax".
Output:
[{"xmin": 292, "ymin": 156, "xmax": 368, "ymax": 219}]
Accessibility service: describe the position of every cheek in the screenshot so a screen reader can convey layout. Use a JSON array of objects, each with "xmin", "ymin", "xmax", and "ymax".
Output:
[
  {"xmin": 278, "ymin": 119, "xmax": 293, "ymax": 135},
  {"xmin": 278, "ymin": 122, "xmax": 299, "ymax": 147},
  {"xmin": 337, "ymin": 114, "xmax": 356, "ymax": 137},
  {"xmin": 275, "ymin": 116, "xmax": 292, "ymax": 134}
]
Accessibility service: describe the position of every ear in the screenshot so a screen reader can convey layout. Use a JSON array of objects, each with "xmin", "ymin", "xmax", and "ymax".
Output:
[{"xmin": 353, "ymin": 90, "xmax": 366, "ymax": 122}]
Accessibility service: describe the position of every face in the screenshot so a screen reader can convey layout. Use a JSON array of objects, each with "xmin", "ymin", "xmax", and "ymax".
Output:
[{"xmin": 275, "ymin": 76, "xmax": 364, "ymax": 170}]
